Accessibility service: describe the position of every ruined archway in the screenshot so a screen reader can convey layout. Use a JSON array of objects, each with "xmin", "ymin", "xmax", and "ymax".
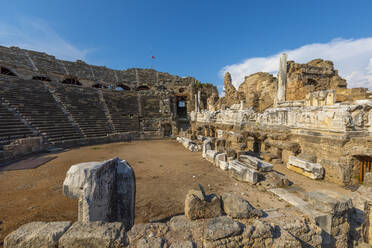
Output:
[
  {"xmin": 176, "ymin": 95, "xmax": 187, "ymax": 117},
  {"xmin": 32, "ymin": 76, "xmax": 51, "ymax": 82},
  {"xmin": 92, "ymin": 83, "xmax": 107, "ymax": 89},
  {"xmin": 353, "ymin": 155, "xmax": 372, "ymax": 183},
  {"xmin": 62, "ymin": 77, "xmax": 82, "ymax": 86},
  {"xmin": 136, "ymin": 85, "xmax": 150, "ymax": 91},
  {"xmin": 0, "ymin": 66, "xmax": 16, "ymax": 76},
  {"xmin": 116, "ymin": 84, "xmax": 131, "ymax": 91}
]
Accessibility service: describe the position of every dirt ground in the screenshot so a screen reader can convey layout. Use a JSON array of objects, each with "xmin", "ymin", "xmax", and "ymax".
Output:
[{"xmin": 0, "ymin": 139, "xmax": 351, "ymax": 245}]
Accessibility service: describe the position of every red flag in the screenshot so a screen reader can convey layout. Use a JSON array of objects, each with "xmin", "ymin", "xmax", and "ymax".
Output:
[{"xmin": 152, "ymin": 56, "xmax": 155, "ymax": 59}]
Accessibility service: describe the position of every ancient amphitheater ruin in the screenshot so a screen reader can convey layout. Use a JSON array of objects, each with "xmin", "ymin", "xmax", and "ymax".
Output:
[{"xmin": 1, "ymin": 46, "xmax": 372, "ymax": 247}]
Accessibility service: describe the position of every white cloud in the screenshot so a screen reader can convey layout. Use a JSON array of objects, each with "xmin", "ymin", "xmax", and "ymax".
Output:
[
  {"xmin": 0, "ymin": 18, "xmax": 89, "ymax": 61},
  {"xmin": 220, "ymin": 38, "xmax": 372, "ymax": 90}
]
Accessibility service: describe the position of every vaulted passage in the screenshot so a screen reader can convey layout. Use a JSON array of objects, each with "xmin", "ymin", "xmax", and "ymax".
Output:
[
  {"xmin": 62, "ymin": 78, "xmax": 81, "ymax": 86},
  {"xmin": 176, "ymin": 96, "xmax": 187, "ymax": 117},
  {"xmin": 136, "ymin": 85, "xmax": 150, "ymax": 91},
  {"xmin": 0, "ymin": 67, "xmax": 16, "ymax": 76},
  {"xmin": 32, "ymin": 76, "xmax": 51, "ymax": 82},
  {"xmin": 116, "ymin": 84, "xmax": 131, "ymax": 91}
]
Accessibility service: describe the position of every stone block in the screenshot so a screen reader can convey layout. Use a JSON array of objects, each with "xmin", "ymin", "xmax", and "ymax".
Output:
[
  {"xmin": 228, "ymin": 160, "xmax": 258, "ymax": 184},
  {"xmin": 305, "ymin": 191, "xmax": 353, "ymax": 215},
  {"xmin": 239, "ymin": 154, "xmax": 273, "ymax": 172},
  {"xmin": 287, "ymin": 156, "xmax": 324, "ymax": 179},
  {"xmin": 202, "ymin": 138, "xmax": 212, "ymax": 158},
  {"xmin": 203, "ymin": 216, "xmax": 242, "ymax": 241},
  {"xmin": 221, "ymin": 193, "xmax": 262, "ymax": 219},
  {"xmin": 63, "ymin": 157, "xmax": 135, "ymax": 230},
  {"xmin": 58, "ymin": 221, "xmax": 127, "ymax": 248},
  {"xmin": 281, "ymin": 149, "xmax": 295, "ymax": 164},
  {"xmin": 184, "ymin": 189, "xmax": 223, "ymax": 220},
  {"xmin": 206, "ymin": 150, "xmax": 219, "ymax": 164},
  {"xmin": 4, "ymin": 221, "xmax": 71, "ymax": 248}
]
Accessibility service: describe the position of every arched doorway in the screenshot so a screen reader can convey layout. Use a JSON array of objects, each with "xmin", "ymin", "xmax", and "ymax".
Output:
[
  {"xmin": 136, "ymin": 85, "xmax": 150, "ymax": 91},
  {"xmin": 62, "ymin": 77, "xmax": 81, "ymax": 86},
  {"xmin": 92, "ymin": 83, "xmax": 107, "ymax": 89},
  {"xmin": 355, "ymin": 155, "xmax": 372, "ymax": 183},
  {"xmin": 32, "ymin": 76, "xmax": 51, "ymax": 82},
  {"xmin": 176, "ymin": 95, "xmax": 187, "ymax": 117},
  {"xmin": 116, "ymin": 84, "xmax": 131, "ymax": 91},
  {"xmin": 0, "ymin": 67, "xmax": 16, "ymax": 76}
]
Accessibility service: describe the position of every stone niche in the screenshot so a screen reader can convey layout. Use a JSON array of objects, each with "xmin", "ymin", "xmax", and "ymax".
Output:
[{"xmin": 63, "ymin": 157, "xmax": 136, "ymax": 231}]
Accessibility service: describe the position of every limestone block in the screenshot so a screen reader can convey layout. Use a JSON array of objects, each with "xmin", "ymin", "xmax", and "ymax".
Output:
[
  {"xmin": 206, "ymin": 150, "xmax": 219, "ymax": 164},
  {"xmin": 215, "ymin": 153, "xmax": 227, "ymax": 169},
  {"xmin": 221, "ymin": 193, "xmax": 262, "ymax": 219},
  {"xmin": 239, "ymin": 154, "xmax": 273, "ymax": 172},
  {"xmin": 219, "ymin": 161, "xmax": 229, "ymax": 171},
  {"xmin": 184, "ymin": 189, "xmax": 223, "ymax": 220},
  {"xmin": 135, "ymin": 237, "xmax": 167, "ymax": 248},
  {"xmin": 58, "ymin": 221, "xmax": 127, "ymax": 248},
  {"xmin": 63, "ymin": 158, "xmax": 135, "ymax": 230},
  {"xmin": 169, "ymin": 240, "xmax": 195, "ymax": 248},
  {"xmin": 4, "ymin": 221, "xmax": 71, "ymax": 248},
  {"xmin": 202, "ymin": 138, "xmax": 212, "ymax": 158},
  {"xmin": 364, "ymin": 172, "xmax": 372, "ymax": 187},
  {"xmin": 228, "ymin": 160, "xmax": 258, "ymax": 184},
  {"xmin": 287, "ymin": 156, "xmax": 324, "ymax": 179},
  {"xmin": 305, "ymin": 191, "xmax": 353, "ymax": 215},
  {"xmin": 203, "ymin": 216, "xmax": 243, "ymax": 241}
]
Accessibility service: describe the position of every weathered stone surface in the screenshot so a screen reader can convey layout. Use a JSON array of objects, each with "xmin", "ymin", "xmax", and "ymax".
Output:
[
  {"xmin": 228, "ymin": 160, "xmax": 258, "ymax": 184},
  {"xmin": 239, "ymin": 154, "xmax": 273, "ymax": 172},
  {"xmin": 63, "ymin": 158, "xmax": 135, "ymax": 230},
  {"xmin": 202, "ymin": 138, "xmax": 212, "ymax": 158},
  {"xmin": 134, "ymin": 237, "xmax": 167, "ymax": 248},
  {"xmin": 184, "ymin": 189, "xmax": 223, "ymax": 220},
  {"xmin": 364, "ymin": 172, "xmax": 372, "ymax": 187},
  {"xmin": 287, "ymin": 156, "xmax": 324, "ymax": 179},
  {"xmin": 262, "ymin": 171, "xmax": 291, "ymax": 188},
  {"xmin": 58, "ymin": 221, "xmax": 127, "ymax": 248},
  {"xmin": 305, "ymin": 191, "xmax": 353, "ymax": 214},
  {"xmin": 4, "ymin": 221, "xmax": 71, "ymax": 248},
  {"xmin": 221, "ymin": 193, "xmax": 262, "ymax": 219},
  {"xmin": 127, "ymin": 223, "xmax": 169, "ymax": 244},
  {"xmin": 169, "ymin": 240, "xmax": 195, "ymax": 248},
  {"xmin": 204, "ymin": 216, "xmax": 243, "ymax": 241},
  {"xmin": 205, "ymin": 150, "xmax": 219, "ymax": 164}
]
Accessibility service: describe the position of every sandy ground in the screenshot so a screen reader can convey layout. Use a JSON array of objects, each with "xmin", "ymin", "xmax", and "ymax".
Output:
[{"xmin": 0, "ymin": 139, "xmax": 351, "ymax": 245}]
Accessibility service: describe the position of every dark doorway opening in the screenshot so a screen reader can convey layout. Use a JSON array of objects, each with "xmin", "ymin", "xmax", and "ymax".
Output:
[
  {"xmin": 32, "ymin": 76, "xmax": 51, "ymax": 82},
  {"xmin": 0, "ymin": 67, "xmax": 16, "ymax": 76},
  {"xmin": 253, "ymin": 139, "xmax": 261, "ymax": 153},
  {"xmin": 62, "ymin": 78, "xmax": 81, "ymax": 86},
  {"xmin": 136, "ymin": 85, "xmax": 150, "ymax": 91},
  {"xmin": 92, "ymin": 83, "xmax": 107, "ymax": 89},
  {"xmin": 162, "ymin": 123, "xmax": 172, "ymax": 137},
  {"xmin": 176, "ymin": 96, "xmax": 187, "ymax": 117},
  {"xmin": 116, "ymin": 84, "xmax": 131, "ymax": 91}
]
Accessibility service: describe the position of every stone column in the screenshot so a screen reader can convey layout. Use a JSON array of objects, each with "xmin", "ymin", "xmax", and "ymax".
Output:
[
  {"xmin": 197, "ymin": 91, "xmax": 201, "ymax": 112},
  {"xmin": 277, "ymin": 53, "xmax": 287, "ymax": 103},
  {"xmin": 195, "ymin": 94, "xmax": 198, "ymax": 112}
]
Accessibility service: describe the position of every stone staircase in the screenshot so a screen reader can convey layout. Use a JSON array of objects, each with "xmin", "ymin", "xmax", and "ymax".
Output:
[
  {"xmin": 53, "ymin": 84, "xmax": 112, "ymax": 138},
  {"xmin": 102, "ymin": 91, "xmax": 140, "ymax": 132},
  {"xmin": 0, "ymin": 79, "xmax": 83, "ymax": 144},
  {"xmin": 0, "ymin": 103, "xmax": 34, "ymax": 148}
]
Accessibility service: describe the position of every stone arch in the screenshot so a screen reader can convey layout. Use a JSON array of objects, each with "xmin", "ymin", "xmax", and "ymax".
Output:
[
  {"xmin": 92, "ymin": 83, "xmax": 107, "ymax": 89},
  {"xmin": 136, "ymin": 85, "xmax": 150, "ymax": 91},
  {"xmin": 305, "ymin": 78, "xmax": 318, "ymax": 86},
  {"xmin": 0, "ymin": 66, "xmax": 17, "ymax": 76},
  {"xmin": 116, "ymin": 84, "xmax": 131, "ymax": 91},
  {"xmin": 62, "ymin": 77, "xmax": 81, "ymax": 86},
  {"xmin": 32, "ymin": 76, "xmax": 51, "ymax": 82}
]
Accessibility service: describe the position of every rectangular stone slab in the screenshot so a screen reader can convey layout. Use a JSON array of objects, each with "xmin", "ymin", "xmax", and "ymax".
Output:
[
  {"xmin": 287, "ymin": 156, "xmax": 324, "ymax": 179},
  {"xmin": 228, "ymin": 160, "xmax": 258, "ymax": 184},
  {"xmin": 239, "ymin": 154, "xmax": 273, "ymax": 172}
]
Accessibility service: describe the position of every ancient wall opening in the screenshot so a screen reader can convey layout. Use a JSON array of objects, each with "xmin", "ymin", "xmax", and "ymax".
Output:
[
  {"xmin": 136, "ymin": 85, "xmax": 150, "ymax": 91},
  {"xmin": 353, "ymin": 155, "xmax": 372, "ymax": 183},
  {"xmin": 62, "ymin": 77, "xmax": 82, "ymax": 86},
  {"xmin": 116, "ymin": 84, "xmax": 131, "ymax": 91},
  {"xmin": 32, "ymin": 76, "xmax": 51, "ymax": 82},
  {"xmin": 162, "ymin": 123, "xmax": 172, "ymax": 137},
  {"xmin": 92, "ymin": 83, "xmax": 107, "ymax": 89},
  {"xmin": 0, "ymin": 66, "xmax": 16, "ymax": 76},
  {"xmin": 176, "ymin": 95, "xmax": 187, "ymax": 117}
]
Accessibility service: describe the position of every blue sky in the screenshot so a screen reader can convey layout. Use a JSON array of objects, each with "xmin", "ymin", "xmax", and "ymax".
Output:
[{"xmin": 1, "ymin": 0, "xmax": 372, "ymax": 92}]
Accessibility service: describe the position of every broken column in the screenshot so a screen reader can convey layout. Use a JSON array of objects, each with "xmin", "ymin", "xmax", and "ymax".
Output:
[
  {"xmin": 277, "ymin": 53, "xmax": 287, "ymax": 103},
  {"xmin": 63, "ymin": 157, "xmax": 136, "ymax": 231}
]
